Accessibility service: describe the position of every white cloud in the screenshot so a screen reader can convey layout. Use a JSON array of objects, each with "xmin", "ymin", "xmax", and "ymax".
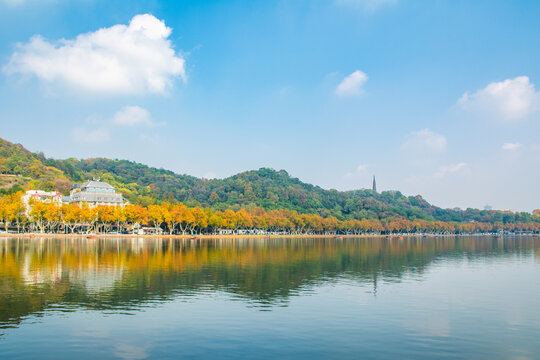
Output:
[
  {"xmin": 457, "ymin": 76, "xmax": 539, "ymax": 121},
  {"xmin": 3, "ymin": 14, "xmax": 185, "ymax": 94},
  {"xmin": 71, "ymin": 105, "xmax": 158, "ymax": 141},
  {"xmin": 434, "ymin": 162, "xmax": 467, "ymax": 178},
  {"xmin": 344, "ymin": 164, "xmax": 368, "ymax": 178},
  {"xmin": 403, "ymin": 128, "xmax": 447, "ymax": 153},
  {"xmin": 113, "ymin": 106, "xmax": 154, "ymax": 127},
  {"xmin": 71, "ymin": 127, "xmax": 110, "ymax": 143},
  {"xmin": 501, "ymin": 142, "xmax": 523, "ymax": 151},
  {"xmin": 335, "ymin": 70, "xmax": 368, "ymax": 97},
  {"xmin": 336, "ymin": 0, "xmax": 398, "ymax": 12}
]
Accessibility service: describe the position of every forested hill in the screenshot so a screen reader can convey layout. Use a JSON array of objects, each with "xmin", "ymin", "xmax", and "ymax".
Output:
[{"xmin": 0, "ymin": 137, "xmax": 536, "ymax": 224}]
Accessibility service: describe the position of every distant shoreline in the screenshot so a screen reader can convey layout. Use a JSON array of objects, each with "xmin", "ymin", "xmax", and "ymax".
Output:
[{"xmin": 0, "ymin": 233, "xmax": 537, "ymax": 239}]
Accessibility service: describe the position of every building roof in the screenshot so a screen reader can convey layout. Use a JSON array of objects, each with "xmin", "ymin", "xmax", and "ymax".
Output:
[{"xmin": 81, "ymin": 180, "xmax": 115, "ymax": 190}]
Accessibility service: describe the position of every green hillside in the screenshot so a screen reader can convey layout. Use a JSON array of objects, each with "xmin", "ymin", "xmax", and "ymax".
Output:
[
  {"xmin": 0, "ymin": 138, "xmax": 70, "ymax": 193},
  {"xmin": 0, "ymin": 137, "xmax": 536, "ymax": 224}
]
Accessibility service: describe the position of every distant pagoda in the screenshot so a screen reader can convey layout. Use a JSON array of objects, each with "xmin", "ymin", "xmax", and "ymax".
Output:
[{"xmin": 372, "ymin": 176, "xmax": 377, "ymax": 193}]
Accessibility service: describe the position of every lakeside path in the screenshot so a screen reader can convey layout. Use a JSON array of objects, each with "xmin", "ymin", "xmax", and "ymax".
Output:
[
  {"xmin": 1, "ymin": 233, "xmax": 537, "ymax": 239},
  {"xmin": 0, "ymin": 233, "xmax": 387, "ymax": 239}
]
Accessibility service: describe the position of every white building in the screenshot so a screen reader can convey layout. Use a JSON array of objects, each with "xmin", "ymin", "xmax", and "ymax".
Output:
[
  {"xmin": 20, "ymin": 190, "xmax": 63, "ymax": 215},
  {"xmin": 21, "ymin": 190, "xmax": 63, "ymax": 207},
  {"xmin": 68, "ymin": 179, "xmax": 125, "ymax": 207},
  {"xmin": 21, "ymin": 180, "xmax": 125, "ymax": 210}
]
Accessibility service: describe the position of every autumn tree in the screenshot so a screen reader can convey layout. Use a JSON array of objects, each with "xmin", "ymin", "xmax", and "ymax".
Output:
[{"xmin": 148, "ymin": 204, "xmax": 165, "ymax": 233}]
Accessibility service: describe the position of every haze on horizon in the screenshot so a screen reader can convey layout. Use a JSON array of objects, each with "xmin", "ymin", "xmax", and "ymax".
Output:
[{"xmin": 0, "ymin": 0, "xmax": 539, "ymax": 212}]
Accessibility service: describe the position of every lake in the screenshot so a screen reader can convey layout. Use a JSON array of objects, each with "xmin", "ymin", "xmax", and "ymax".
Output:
[{"xmin": 0, "ymin": 236, "xmax": 539, "ymax": 359}]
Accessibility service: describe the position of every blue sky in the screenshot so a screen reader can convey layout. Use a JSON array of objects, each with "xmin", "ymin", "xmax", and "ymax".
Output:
[{"xmin": 1, "ymin": 0, "xmax": 539, "ymax": 211}]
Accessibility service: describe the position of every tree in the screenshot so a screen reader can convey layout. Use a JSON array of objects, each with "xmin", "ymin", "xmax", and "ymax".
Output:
[
  {"xmin": 0, "ymin": 197, "xmax": 13, "ymax": 231},
  {"xmin": 191, "ymin": 207, "xmax": 208, "ymax": 234},
  {"xmin": 79, "ymin": 204, "xmax": 97, "ymax": 233},
  {"xmin": 29, "ymin": 200, "xmax": 48, "ymax": 233},
  {"xmin": 44, "ymin": 203, "xmax": 62, "ymax": 233},
  {"xmin": 235, "ymin": 209, "xmax": 252, "ymax": 231},
  {"xmin": 97, "ymin": 205, "xmax": 116, "ymax": 233},
  {"xmin": 8, "ymin": 192, "xmax": 26, "ymax": 233},
  {"xmin": 174, "ymin": 203, "xmax": 194, "ymax": 235},
  {"xmin": 148, "ymin": 204, "xmax": 165, "ymax": 233},
  {"xmin": 63, "ymin": 204, "xmax": 81, "ymax": 233},
  {"xmin": 206, "ymin": 209, "xmax": 224, "ymax": 234}
]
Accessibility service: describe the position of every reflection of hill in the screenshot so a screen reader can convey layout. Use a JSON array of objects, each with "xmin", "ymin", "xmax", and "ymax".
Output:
[{"xmin": 1, "ymin": 236, "xmax": 538, "ymax": 328}]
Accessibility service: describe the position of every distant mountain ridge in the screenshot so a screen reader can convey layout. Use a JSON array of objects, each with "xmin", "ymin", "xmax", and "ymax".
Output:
[{"xmin": 0, "ymin": 137, "xmax": 536, "ymax": 224}]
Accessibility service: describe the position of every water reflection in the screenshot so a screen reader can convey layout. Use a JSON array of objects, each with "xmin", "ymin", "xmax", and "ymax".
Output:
[{"xmin": 0, "ymin": 236, "xmax": 538, "ymax": 331}]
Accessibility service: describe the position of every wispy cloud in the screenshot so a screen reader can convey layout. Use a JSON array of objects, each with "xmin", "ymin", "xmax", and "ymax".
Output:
[
  {"xmin": 113, "ymin": 106, "xmax": 154, "ymax": 127},
  {"xmin": 335, "ymin": 70, "xmax": 368, "ymax": 97},
  {"xmin": 403, "ymin": 128, "xmax": 447, "ymax": 153},
  {"xmin": 70, "ymin": 127, "xmax": 110, "ymax": 143},
  {"xmin": 70, "ymin": 105, "xmax": 160, "ymax": 143},
  {"xmin": 344, "ymin": 164, "xmax": 368, "ymax": 178},
  {"xmin": 457, "ymin": 76, "xmax": 539, "ymax": 121},
  {"xmin": 4, "ymin": 14, "xmax": 185, "ymax": 94},
  {"xmin": 434, "ymin": 162, "xmax": 468, "ymax": 178},
  {"xmin": 501, "ymin": 142, "xmax": 523, "ymax": 151}
]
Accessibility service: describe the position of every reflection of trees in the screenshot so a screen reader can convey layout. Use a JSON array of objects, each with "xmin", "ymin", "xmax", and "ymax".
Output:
[{"xmin": 1, "ymin": 236, "xmax": 538, "ymax": 329}]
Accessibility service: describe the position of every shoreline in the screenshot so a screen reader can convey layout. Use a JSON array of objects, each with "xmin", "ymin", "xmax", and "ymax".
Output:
[{"xmin": 0, "ymin": 233, "xmax": 537, "ymax": 239}]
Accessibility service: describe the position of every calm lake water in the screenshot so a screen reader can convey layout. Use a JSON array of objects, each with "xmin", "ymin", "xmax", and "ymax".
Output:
[{"xmin": 0, "ymin": 236, "xmax": 539, "ymax": 359}]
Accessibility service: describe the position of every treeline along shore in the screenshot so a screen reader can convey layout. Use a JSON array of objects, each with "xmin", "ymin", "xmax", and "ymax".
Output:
[
  {"xmin": 2, "ymin": 137, "xmax": 540, "ymax": 228},
  {"xmin": 1, "ymin": 191, "xmax": 539, "ymax": 236}
]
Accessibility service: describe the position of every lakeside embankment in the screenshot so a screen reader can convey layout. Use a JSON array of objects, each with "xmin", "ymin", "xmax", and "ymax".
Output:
[{"xmin": 1, "ymin": 233, "xmax": 537, "ymax": 239}]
